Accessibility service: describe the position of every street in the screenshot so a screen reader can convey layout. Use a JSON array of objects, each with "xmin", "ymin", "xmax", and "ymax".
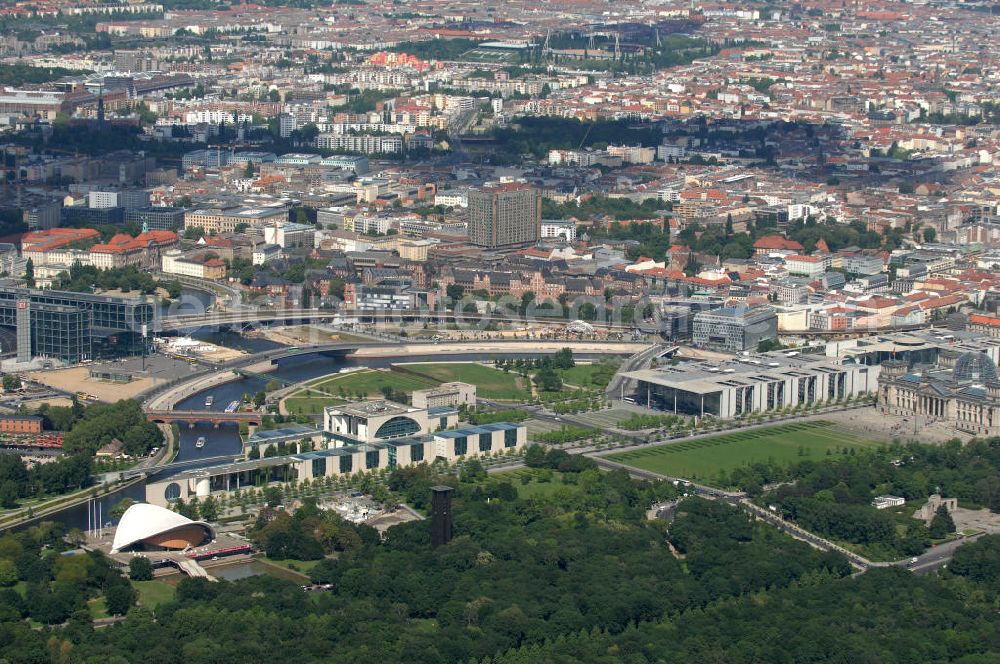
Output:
[{"xmin": 902, "ymin": 536, "xmax": 981, "ymax": 575}]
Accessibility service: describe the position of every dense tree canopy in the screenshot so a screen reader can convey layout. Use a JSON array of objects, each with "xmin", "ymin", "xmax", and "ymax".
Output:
[
  {"xmin": 61, "ymin": 399, "xmax": 163, "ymax": 457},
  {"xmin": 738, "ymin": 437, "xmax": 1000, "ymax": 559},
  {"xmin": 494, "ymin": 117, "xmax": 662, "ymax": 159},
  {"xmin": 0, "ymin": 453, "xmax": 91, "ymax": 507},
  {"xmin": 56, "ymin": 262, "xmax": 167, "ymax": 295},
  {"xmin": 3, "ymin": 463, "xmax": 1000, "ymax": 663}
]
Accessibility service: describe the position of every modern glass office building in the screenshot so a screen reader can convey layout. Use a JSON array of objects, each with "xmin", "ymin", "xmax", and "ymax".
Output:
[
  {"xmin": 0, "ymin": 287, "xmax": 153, "ymax": 363},
  {"xmin": 124, "ymin": 207, "xmax": 185, "ymax": 231}
]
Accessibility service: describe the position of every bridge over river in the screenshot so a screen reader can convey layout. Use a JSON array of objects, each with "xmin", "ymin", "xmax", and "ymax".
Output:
[{"xmin": 145, "ymin": 410, "xmax": 263, "ymax": 426}]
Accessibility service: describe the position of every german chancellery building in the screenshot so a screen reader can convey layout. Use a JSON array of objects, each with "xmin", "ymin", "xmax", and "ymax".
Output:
[{"xmin": 143, "ymin": 398, "xmax": 526, "ymax": 507}]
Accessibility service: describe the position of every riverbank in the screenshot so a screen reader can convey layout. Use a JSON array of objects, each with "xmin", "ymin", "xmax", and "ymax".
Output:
[
  {"xmin": 350, "ymin": 340, "xmax": 651, "ymax": 358},
  {"xmin": 144, "ymin": 370, "xmax": 242, "ymax": 410},
  {"xmin": 0, "ymin": 475, "xmax": 146, "ymax": 532}
]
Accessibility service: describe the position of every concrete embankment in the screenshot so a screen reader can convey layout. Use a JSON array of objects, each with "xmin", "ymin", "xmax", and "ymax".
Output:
[
  {"xmin": 350, "ymin": 341, "xmax": 651, "ymax": 358},
  {"xmin": 144, "ymin": 370, "xmax": 241, "ymax": 411}
]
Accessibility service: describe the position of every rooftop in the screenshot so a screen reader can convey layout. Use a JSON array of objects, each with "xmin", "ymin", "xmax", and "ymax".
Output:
[
  {"xmin": 329, "ymin": 399, "xmax": 418, "ymax": 418},
  {"xmin": 623, "ymin": 352, "xmax": 851, "ymax": 395},
  {"xmin": 246, "ymin": 424, "xmax": 318, "ymax": 445}
]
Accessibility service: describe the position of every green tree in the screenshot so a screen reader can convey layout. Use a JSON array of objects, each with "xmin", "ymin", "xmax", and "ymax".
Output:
[
  {"xmin": 577, "ymin": 302, "xmax": 599, "ymax": 321},
  {"xmin": 264, "ymin": 486, "xmax": 282, "ymax": 507},
  {"xmin": 0, "ymin": 480, "xmax": 18, "ymax": 508},
  {"xmin": 24, "ymin": 258, "xmax": 34, "ymax": 288},
  {"xmin": 128, "ymin": 556, "xmax": 153, "ymax": 581},
  {"xmin": 173, "ymin": 498, "xmax": 199, "ymax": 520},
  {"xmin": 199, "ymin": 496, "xmax": 220, "ymax": 522},
  {"xmin": 524, "ymin": 444, "xmax": 547, "ymax": 468},
  {"xmin": 104, "ymin": 583, "xmax": 136, "ymax": 616},
  {"xmin": 551, "ymin": 348, "xmax": 575, "ymax": 370},
  {"xmin": 460, "ymin": 459, "xmax": 487, "ymax": 483},
  {"xmin": 110, "ymin": 498, "xmax": 136, "ymax": 521},
  {"xmin": 1, "ymin": 374, "xmax": 20, "ymax": 391},
  {"xmin": 757, "ymin": 338, "xmax": 784, "ymax": 353},
  {"xmin": 534, "ymin": 368, "xmax": 563, "ymax": 392},
  {"xmin": 929, "ymin": 505, "xmax": 955, "ymax": 539},
  {"xmin": 0, "ymin": 558, "xmax": 16, "ymax": 586}
]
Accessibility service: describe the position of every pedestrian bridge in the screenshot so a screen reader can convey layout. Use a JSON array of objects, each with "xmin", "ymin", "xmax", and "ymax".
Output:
[{"xmin": 176, "ymin": 559, "xmax": 217, "ymax": 581}]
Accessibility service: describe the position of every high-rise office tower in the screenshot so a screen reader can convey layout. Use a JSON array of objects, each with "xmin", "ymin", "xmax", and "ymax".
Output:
[{"xmin": 467, "ymin": 183, "xmax": 540, "ymax": 248}]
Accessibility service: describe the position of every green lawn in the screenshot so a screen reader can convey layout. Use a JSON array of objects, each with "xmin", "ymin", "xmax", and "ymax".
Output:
[
  {"xmin": 260, "ymin": 557, "xmax": 322, "ymax": 576},
  {"xmin": 608, "ymin": 421, "xmax": 882, "ymax": 485},
  {"xmin": 88, "ymin": 596, "xmax": 109, "ymax": 619},
  {"xmin": 557, "ymin": 360, "xmax": 621, "ymax": 389},
  {"xmin": 284, "ymin": 369, "xmax": 439, "ymax": 414},
  {"xmin": 134, "ymin": 580, "xmax": 176, "ymax": 609},
  {"xmin": 404, "ymin": 363, "xmax": 531, "ymax": 401},
  {"xmin": 283, "ymin": 396, "xmax": 332, "ymax": 415},
  {"xmin": 309, "ymin": 369, "xmax": 438, "ymax": 396}
]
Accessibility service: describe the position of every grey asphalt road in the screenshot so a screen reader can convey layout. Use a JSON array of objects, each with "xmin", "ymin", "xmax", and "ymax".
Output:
[{"xmin": 901, "ymin": 535, "xmax": 981, "ymax": 575}]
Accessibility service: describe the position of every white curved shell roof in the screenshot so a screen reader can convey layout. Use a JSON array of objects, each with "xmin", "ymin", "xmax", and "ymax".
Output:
[{"xmin": 111, "ymin": 502, "xmax": 214, "ymax": 553}]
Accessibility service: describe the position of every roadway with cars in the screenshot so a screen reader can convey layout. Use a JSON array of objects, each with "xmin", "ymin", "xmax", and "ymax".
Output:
[{"xmin": 902, "ymin": 535, "xmax": 982, "ymax": 575}]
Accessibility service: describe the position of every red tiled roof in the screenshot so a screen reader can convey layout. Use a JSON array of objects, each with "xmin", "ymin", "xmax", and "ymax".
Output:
[
  {"xmin": 753, "ymin": 235, "xmax": 803, "ymax": 251},
  {"xmin": 970, "ymin": 313, "xmax": 1000, "ymax": 328},
  {"xmin": 22, "ymin": 227, "xmax": 100, "ymax": 253},
  {"xmin": 854, "ymin": 297, "xmax": 899, "ymax": 309}
]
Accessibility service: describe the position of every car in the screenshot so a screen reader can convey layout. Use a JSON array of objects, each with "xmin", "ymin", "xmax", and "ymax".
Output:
[{"xmin": 908, "ymin": 557, "xmax": 918, "ymax": 566}]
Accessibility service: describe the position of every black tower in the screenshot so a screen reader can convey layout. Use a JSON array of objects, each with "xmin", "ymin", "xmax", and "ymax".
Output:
[
  {"xmin": 430, "ymin": 486, "xmax": 454, "ymax": 547},
  {"xmin": 96, "ymin": 84, "xmax": 106, "ymax": 127}
]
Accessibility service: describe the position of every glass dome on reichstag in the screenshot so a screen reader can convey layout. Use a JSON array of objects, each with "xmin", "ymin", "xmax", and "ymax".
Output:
[{"xmin": 953, "ymin": 352, "xmax": 999, "ymax": 385}]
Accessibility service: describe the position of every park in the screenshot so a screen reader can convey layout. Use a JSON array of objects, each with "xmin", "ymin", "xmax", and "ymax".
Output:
[{"xmin": 607, "ymin": 421, "xmax": 882, "ymax": 485}]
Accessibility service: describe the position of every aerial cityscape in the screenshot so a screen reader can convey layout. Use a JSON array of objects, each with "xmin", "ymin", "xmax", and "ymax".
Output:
[{"xmin": 0, "ymin": 0, "xmax": 999, "ymax": 661}]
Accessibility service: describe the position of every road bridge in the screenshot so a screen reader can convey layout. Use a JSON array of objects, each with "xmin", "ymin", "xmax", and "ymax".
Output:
[
  {"xmin": 155, "ymin": 308, "xmax": 643, "ymax": 332},
  {"xmin": 145, "ymin": 410, "xmax": 262, "ymax": 426},
  {"xmin": 122, "ymin": 454, "xmax": 243, "ymax": 480},
  {"xmin": 156, "ymin": 306, "xmax": 933, "ymax": 339},
  {"xmin": 606, "ymin": 343, "xmax": 678, "ymax": 399}
]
